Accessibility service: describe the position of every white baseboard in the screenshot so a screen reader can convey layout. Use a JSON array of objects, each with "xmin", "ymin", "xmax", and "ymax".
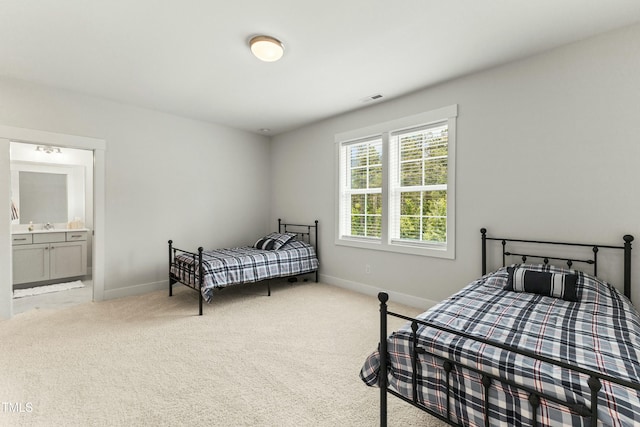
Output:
[
  {"xmin": 319, "ymin": 273, "xmax": 439, "ymax": 310},
  {"xmin": 103, "ymin": 280, "xmax": 167, "ymax": 301}
]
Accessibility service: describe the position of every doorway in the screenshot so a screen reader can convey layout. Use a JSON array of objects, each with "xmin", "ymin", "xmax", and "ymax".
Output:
[
  {"xmin": 0, "ymin": 125, "xmax": 105, "ymax": 319},
  {"xmin": 10, "ymin": 142, "xmax": 94, "ymax": 313}
]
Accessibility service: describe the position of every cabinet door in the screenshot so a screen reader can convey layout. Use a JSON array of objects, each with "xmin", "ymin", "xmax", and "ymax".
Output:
[
  {"xmin": 50, "ymin": 241, "xmax": 87, "ymax": 280},
  {"xmin": 13, "ymin": 244, "xmax": 50, "ymax": 285}
]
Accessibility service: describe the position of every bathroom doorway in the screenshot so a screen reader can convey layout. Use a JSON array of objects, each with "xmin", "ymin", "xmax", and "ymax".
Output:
[
  {"xmin": 0, "ymin": 125, "xmax": 106, "ymax": 319},
  {"xmin": 10, "ymin": 141, "xmax": 94, "ymax": 314}
]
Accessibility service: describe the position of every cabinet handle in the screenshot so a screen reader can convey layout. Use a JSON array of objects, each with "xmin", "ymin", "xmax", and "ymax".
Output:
[
  {"xmin": 14, "ymin": 238, "xmax": 27, "ymax": 241},
  {"xmin": 71, "ymin": 235, "xmax": 82, "ymax": 238}
]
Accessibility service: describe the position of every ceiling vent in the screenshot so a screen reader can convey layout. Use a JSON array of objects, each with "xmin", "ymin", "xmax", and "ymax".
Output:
[{"xmin": 360, "ymin": 94, "xmax": 383, "ymax": 103}]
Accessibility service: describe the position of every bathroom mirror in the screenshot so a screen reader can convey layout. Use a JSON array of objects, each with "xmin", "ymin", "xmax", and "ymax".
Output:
[
  {"xmin": 18, "ymin": 171, "xmax": 68, "ymax": 224},
  {"xmin": 11, "ymin": 161, "xmax": 85, "ymax": 226}
]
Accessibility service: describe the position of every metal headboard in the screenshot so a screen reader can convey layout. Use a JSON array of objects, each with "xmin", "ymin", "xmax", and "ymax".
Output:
[{"xmin": 480, "ymin": 228, "xmax": 634, "ymax": 301}]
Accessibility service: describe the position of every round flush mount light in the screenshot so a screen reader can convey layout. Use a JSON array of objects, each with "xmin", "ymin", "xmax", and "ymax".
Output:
[{"xmin": 249, "ymin": 35, "xmax": 284, "ymax": 62}]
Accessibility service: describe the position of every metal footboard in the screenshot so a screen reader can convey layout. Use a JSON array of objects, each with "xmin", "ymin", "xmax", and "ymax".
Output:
[
  {"xmin": 377, "ymin": 292, "xmax": 640, "ymax": 426},
  {"xmin": 168, "ymin": 240, "xmax": 204, "ymax": 315}
]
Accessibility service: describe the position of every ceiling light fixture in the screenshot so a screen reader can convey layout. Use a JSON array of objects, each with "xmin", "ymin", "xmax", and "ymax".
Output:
[
  {"xmin": 35, "ymin": 145, "xmax": 62, "ymax": 154},
  {"xmin": 249, "ymin": 35, "xmax": 284, "ymax": 62}
]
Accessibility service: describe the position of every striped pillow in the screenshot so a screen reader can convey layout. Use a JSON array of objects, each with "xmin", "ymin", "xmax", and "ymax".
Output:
[
  {"xmin": 253, "ymin": 232, "xmax": 297, "ymax": 251},
  {"xmin": 254, "ymin": 238, "xmax": 276, "ymax": 250},
  {"xmin": 264, "ymin": 232, "xmax": 297, "ymax": 250},
  {"xmin": 505, "ymin": 266, "xmax": 578, "ymax": 302}
]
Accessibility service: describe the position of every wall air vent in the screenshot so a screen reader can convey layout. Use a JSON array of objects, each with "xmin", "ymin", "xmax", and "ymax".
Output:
[{"xmin": 360, "ymin": 94, "xmax": 383, "ymax": 103}]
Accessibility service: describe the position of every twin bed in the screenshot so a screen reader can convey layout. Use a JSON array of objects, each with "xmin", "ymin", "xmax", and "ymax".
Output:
[
  {"xmin": 168, "ymin": 219, "xmax": 319, "ymax": 315},
  {"xmin": 361, "ymin": 229, "xmax": 640, "ymax": 426}
]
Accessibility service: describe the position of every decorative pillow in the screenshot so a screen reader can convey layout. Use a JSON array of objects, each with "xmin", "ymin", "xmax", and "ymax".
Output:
[
  {"xmin": 264, "ymin": 232, "xmax": 297, "ymax": 250},
  {"xmin": 253, "ymin": 232, "xmax": 297, "ymax": 251},
  {"xmin": 254, "ymin": 238, "xmax": 276, "ymax": 250},
  {"xmin": 505, "ymin": 266, "xmax": 578, "ymax": 302}
]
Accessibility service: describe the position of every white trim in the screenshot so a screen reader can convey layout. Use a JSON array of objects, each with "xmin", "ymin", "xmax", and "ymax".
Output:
[
  {"xmin": 0, "ymin": 138, "xmax": 12, "ymax": 319},
  {"xmin": 334, "ymin": 104, "xmax": 458, "ymax": 143},
  {"xmin": 319, "ymin": 273, "xmax": 439, "ymax": 310},
  {"xmin": 103, "ymin": 280, "xmax": 166, "ymax": 301},
  {"xmin": 335, "ymin": 105, "xmax": 457, "ymax": 259},
  {"xmin": 0, "ymin": 125, "xmax": 106, "ymax": 319}
]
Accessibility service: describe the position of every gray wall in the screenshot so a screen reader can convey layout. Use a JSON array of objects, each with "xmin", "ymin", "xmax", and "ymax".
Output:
[
  {"xmin": 0, "ymin": 77, "xmax": 271, "ymax": 311},
  {"xmin": 270, "ymin": 23, "xmax": 640, "ymax": 306}
]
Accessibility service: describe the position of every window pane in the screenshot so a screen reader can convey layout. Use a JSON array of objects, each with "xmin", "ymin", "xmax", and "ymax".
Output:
[
  {"xmin": 350, "ymin": 145, "xmax": 368, "ymax": 167},
  {"xmin": 351, "ymin": 215, "xmax": 365, "ymax": 236},
  {"xmin": 400, "ymin": 217, "xmax": 420, "ymax": 240},
  {"xmin": 351, "ymin": 168, "xmax": 367, "ymax": 189},
  {"xmin": 400, "ymin": 136, "xmax": 422, "ymax": 161},
  {"xmin": 368, "ymin": 145, "xmax": 382, "ymax": 166},
  {"xmin": 424, "ymin": 158, "xmax": 447, "ymax": 185},
  {"xmin": 351, "ymin": 194, "xmax": 365, "ymax": 214},
  {"xmin": 423, "ymin": 191, "xmax": 447, "ymax": 216},
  {"xmin": 401, "ymin": 192, "xmax": 421, "ymax": 215},
  {"xmin": 423, "ymin": 217, "xmax": 446, "ymax": 243},
  {"xmin": 427, "ymin": 141, "xmax": 447, "ymax": 157},
  {"xmin": 400, "ymin": 160, "xmax": 422, "ymax": 186},
  {"xmin": 369, "ymin": 165, "xmax": 382, "ymax": 188},
  {"xmin": 366, "ymin": 194, "xmax": 382, "ymax": 214},
  {"xmin": 367, "ymin": 215, "xmax": 382, "ymax": 238}
]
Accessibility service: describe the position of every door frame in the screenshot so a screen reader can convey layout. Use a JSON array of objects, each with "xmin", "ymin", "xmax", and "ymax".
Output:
[{"xmin": 0, "ymin": 125, "xmax": 105, "ymax": 319}]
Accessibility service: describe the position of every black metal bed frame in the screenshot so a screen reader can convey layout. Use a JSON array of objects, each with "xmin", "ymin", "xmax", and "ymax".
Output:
[
  {"xmin": 377, "ymin": 228, "xmax": 637, "ymax": 427},
  {"xmin": 168, "ymin": 219, "xmax": 319, "ymax": 315}
]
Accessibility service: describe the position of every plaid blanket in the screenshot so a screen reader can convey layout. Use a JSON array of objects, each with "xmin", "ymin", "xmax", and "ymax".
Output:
[
  {"xmin": 360, "ymin": 264, "xmax": 640, "ymax": 426},
  {"xmin": 172, "ymin": 240, "xmax": 319, "ymax": 302}
]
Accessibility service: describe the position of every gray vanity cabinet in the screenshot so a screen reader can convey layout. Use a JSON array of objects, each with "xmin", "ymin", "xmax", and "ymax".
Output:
[{"xmin": 12, "ymin": 231, "xmax": 88, "ymax": 285}]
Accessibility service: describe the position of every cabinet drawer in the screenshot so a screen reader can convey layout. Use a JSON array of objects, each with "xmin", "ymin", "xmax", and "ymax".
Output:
[
  {"xmin": 66, "ymin": 231, "xmax": 88, "ymax": 241},
  {"xmin": 12, "ymin": 234, "xmax": 33, "ymax": 245},
  {"xmin": 33, "ymin": 232, "xmax": 66, "ymax": 244}
]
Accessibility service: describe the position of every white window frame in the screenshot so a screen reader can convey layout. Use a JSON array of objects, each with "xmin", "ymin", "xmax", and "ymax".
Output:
[{"xmin": 335, "ymin": 104, "xmax": 457, "ymax": 259}]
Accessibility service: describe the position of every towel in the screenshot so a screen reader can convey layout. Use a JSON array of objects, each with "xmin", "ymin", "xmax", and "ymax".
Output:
[{"xmin": 10, "ymin": 200, "xmax": 19, "ymax": 221}]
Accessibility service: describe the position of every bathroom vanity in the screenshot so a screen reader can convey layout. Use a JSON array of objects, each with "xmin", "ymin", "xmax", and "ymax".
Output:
[{"xmin": 12, "ymin": 229, "xmax": 88, "ymax": 285}]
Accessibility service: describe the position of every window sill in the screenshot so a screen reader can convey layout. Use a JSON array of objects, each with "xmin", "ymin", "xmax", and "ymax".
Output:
[{"xmin": 335, "ymin": 236, "xmax": 454, "ymax": 259}]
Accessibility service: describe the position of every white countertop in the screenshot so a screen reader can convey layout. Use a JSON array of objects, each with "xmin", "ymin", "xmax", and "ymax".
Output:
[{"xmin": 12, "ymin": 228, "xmax": 90, "ymax": 234}]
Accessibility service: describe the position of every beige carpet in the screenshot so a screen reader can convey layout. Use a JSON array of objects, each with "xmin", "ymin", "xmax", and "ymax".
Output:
[{"xmin": 0, "ymin": 281, "xmax": 447, "ymax": 426}]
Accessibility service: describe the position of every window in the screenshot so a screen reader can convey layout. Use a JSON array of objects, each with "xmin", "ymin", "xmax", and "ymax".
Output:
[
  {"xmin": 336, "ymin": 105, "xmax": 457, "ymax": 258},
  {"xmin": 340, "ymin": 137, "xmax": 382, "ymax": 239}
]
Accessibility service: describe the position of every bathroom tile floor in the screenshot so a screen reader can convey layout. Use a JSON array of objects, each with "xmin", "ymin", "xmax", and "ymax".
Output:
[{"xmin": 12, "ymin": 279, "xmax": 93, "ymax": 315}]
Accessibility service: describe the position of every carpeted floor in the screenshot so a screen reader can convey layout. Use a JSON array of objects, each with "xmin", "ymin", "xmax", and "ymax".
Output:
[{"xmin": 0, "ymin": 281, "xmax": 447, "ymax": 426}]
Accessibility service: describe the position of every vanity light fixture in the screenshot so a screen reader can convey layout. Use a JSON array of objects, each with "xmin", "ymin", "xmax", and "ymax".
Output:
[
  {"xmin": 249, "ymin": 35, "xmax": 284, "ymax": 62},
  {"xmin": 35, "ymin": 145, "xmax": 62, "ymax": 154}
]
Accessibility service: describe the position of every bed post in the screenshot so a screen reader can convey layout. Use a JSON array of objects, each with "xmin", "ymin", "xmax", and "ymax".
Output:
[
  {"xmin": 278, "ymin": 218, "xmax": 282, "ymax": 233},
  {"xmin": 168, "ymin": 240, "xmax": 174, "ymax": 297},
  {"xmin": 624, "ymin": 235, "xmax": 633, "ymax": 301},
  {"xmin": 198, "ymin": 247, "xmax": 203, "ymax": 316},
  {"xmin": 315, "ymin": 220, "xmax": 319, "ymax": 282},
  {"xmin": 378, "ymin": 292, "xmax": 389, "ymax": 427},
  {"xmin": 481, "ymin": 228, "xmax": 487, "ymax": 275}
]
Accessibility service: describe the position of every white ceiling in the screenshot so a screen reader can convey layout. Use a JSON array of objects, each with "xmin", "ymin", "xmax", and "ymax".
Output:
[{"xmin": 1, "ymin": 1, "xmax": 639, "ymax": 135}]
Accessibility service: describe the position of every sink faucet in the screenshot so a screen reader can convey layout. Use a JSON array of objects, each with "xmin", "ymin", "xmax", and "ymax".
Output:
[{"xmin": 44, "ymin": 222, "xmax": 54, "ymax": 230}]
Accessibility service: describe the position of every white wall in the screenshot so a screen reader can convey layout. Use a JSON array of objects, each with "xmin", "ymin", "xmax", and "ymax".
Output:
[
  {"xmin": 270, "ymin": 23, "xmax": 640, "ymax": 306},
  {"xmin": 0, "ymin": 78, "xmax": 271, "ymax": 314}
]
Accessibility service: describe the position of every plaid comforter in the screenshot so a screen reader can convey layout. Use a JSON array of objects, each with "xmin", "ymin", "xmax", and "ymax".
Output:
[
  {"xmin": 360, "ymin": 264, "xmax": 640, "ymax": 426},
  {"xmin": 172, "ymin": 240, "xmax": 318, "ymax": 302}
]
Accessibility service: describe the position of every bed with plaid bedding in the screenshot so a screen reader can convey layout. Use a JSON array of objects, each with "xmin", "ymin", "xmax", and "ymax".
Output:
[
  {"xmin": 360, "ymin": 264, "xmax": 640, "ymax": 426},
  {"xmin": 171, "ymin": 239, "xmax": 319, "ymax": 303}
]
